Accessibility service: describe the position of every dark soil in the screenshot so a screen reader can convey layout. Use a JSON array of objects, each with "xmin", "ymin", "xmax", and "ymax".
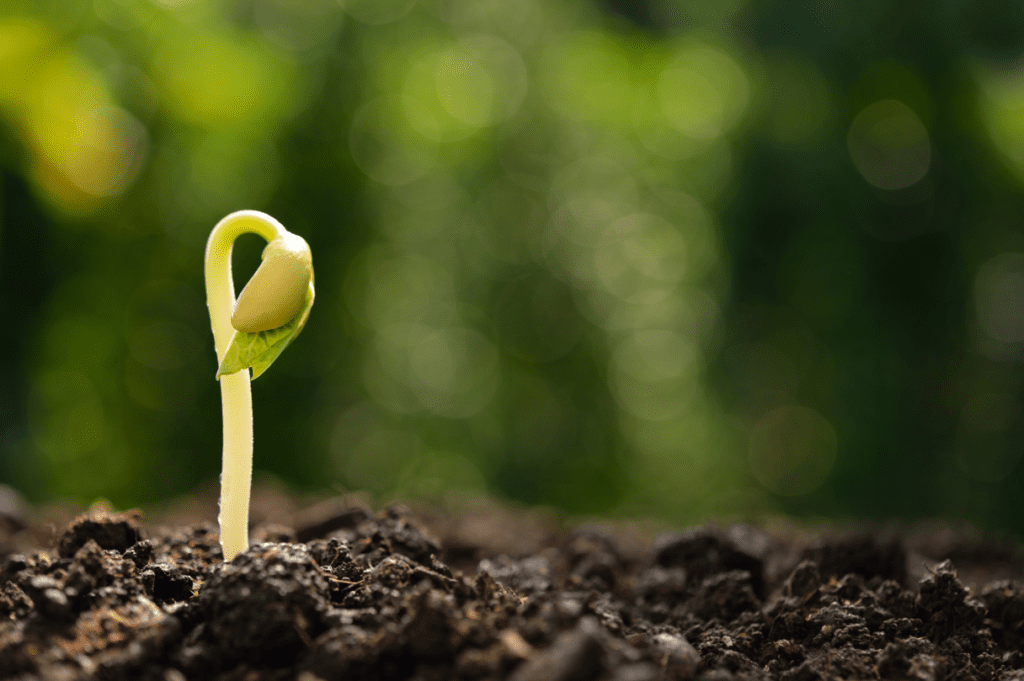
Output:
[{"xmin": 2, "ymin": 489, "xmax": 1024, "ymax": 680}]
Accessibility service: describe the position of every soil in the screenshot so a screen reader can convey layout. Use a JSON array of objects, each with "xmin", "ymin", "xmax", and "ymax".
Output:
[{"xmin": 1, "ymin": 487, "xmax": 1023, "ymax": 680}]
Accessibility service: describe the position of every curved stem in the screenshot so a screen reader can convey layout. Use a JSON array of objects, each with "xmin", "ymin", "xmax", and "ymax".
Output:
[{"xmin": 205, "ymin": 210, "xmax": 285, "ymax": 561}]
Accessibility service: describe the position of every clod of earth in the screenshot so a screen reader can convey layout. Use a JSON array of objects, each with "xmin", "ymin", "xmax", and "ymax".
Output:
[{"xmin": 0, "ymin": 500, "xmax": 1023, "ymax": 680}]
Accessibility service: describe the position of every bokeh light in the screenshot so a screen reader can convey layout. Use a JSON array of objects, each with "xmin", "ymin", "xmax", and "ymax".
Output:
[
  {"xmin": 748, "ymin": 405, "xmax": 836, "ymax": 497},
  {"xmin": 848, "ymin": 100, "xmax": 930, "ymax": 190},
  {"xmin": 975, "ymin": 252, "xmax": 1024, "ymax": 346},
  {"xmin": 658, "ymin": 44, "xmax": 749, "ymax": 142},
  {"xmin": 2, "ymin": 0, "xmax": 1024, "ymax": 537}
]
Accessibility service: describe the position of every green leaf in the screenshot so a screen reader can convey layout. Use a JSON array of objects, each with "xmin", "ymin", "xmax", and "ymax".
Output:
[{"xmin": 216, "ymin": 283, "xmax": 315, "ymax": 380}]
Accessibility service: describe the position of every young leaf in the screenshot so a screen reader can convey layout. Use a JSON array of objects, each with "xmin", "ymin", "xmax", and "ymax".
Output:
[{"xmin": 216, "ymin": 283, "xmax": 315, "ymax": 380}]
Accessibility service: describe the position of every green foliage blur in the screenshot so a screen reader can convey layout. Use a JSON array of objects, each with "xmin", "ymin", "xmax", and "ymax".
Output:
[{"xmin": 2, "ymin": 0, "xmax": 1024, "ymax": 534}]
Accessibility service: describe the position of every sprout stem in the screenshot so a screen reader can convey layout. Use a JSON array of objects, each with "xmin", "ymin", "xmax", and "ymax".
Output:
[{"xmin": 204, "ymin": 210, "xmax": 287, "ymax": 561}]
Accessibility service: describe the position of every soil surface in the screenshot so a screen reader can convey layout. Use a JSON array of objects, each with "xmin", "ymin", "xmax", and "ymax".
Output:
[{"xmin": 1, "ymin": 488, "xmax": 1024, "ymax": 680}]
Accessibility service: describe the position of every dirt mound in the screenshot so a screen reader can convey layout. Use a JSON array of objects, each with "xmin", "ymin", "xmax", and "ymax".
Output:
[{"xmin": 1, "ymin": 500, "xmax": 1022, "ymax": 680}]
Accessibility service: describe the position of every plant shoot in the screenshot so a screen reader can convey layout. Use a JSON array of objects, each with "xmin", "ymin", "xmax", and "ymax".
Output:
[{"xmin": 205, "ymin": 210, "xmax": 313, "ymax": 560}]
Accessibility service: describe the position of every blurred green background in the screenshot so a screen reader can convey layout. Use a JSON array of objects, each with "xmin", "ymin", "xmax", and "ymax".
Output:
[{"xmin": 2, "ymin": 0, "xmax": 1024, "ymax": 535}]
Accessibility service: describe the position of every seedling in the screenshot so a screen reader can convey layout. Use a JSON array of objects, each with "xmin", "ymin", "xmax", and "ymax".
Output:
[{"xmin": 204, "ymin": 210, "xmax": 314, "ymax": 560}]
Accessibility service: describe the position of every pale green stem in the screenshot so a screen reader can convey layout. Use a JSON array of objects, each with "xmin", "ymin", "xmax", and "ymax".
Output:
[{"xmin": 205, "ymin": 210, "xmax": 286, "ymax": 561}]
